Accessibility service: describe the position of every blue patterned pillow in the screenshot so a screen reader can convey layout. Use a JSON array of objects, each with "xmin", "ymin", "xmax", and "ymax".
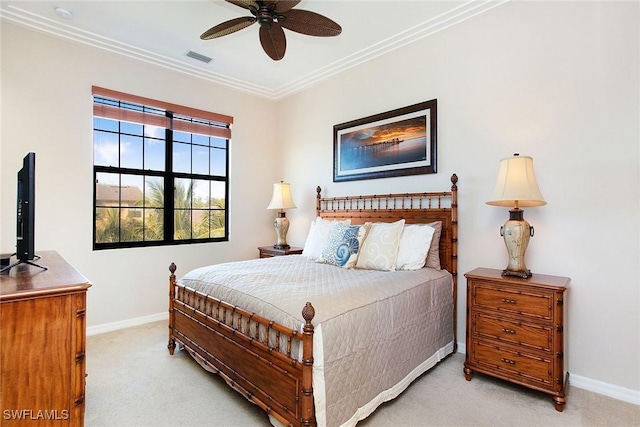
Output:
[{"xmin": 318, "ymin": 223, "xmax": 370, "ymax": 268}]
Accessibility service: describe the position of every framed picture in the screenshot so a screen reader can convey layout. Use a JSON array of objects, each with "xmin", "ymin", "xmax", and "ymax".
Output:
[{"xmin": 333, "ymin": 99, "xmax": 437, "ymax": 182}]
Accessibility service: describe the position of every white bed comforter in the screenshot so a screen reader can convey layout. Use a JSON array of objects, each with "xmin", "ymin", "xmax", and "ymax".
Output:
[{"xmin": 179, "ymin": 255, "xmax": 454, "ymax": 427}]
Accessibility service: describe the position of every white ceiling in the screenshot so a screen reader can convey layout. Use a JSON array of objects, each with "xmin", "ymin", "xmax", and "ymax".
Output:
[{"xmin": 1, "ymin": 0, "xmax": 508, "ymax": 99}]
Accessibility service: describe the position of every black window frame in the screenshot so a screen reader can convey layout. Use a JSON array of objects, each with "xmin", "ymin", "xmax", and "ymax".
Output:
[{"xmin": 92, "ymin": 88, "xmax": 232, "ymax": 250}]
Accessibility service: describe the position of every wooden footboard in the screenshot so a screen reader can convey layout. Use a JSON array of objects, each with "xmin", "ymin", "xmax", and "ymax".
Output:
[{"xmin": 168, "ymin": 263, "xmax": 316, "ymax": 427}]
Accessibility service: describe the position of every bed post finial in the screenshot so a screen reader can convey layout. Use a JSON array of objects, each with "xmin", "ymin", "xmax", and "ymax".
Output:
[
  {"xmin": 302, "ymin": 301, "xmax": 315, "ymax": 324},
  {"xmin": 316, "ymin": 186, "xmax": 322, "ymax": 217}
]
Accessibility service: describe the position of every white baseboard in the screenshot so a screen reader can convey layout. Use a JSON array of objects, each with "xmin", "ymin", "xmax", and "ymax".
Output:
[
  {"xmin": 456, "ymin": 342, "xmax": 466, "ymax": 355},
  {"xmin": 569, "ymin": 373, "xmax": 640, "ymax": 405},
  {"xmin": 455, "ymin": 341, "xmax": 639, "ymax": 406},
  {"xmin": 87, "ymin": 311, "xmax": 168, "ymax": 336}
]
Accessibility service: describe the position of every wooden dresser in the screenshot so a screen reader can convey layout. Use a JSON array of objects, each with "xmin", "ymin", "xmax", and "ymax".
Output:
[
  {"xmin": 463, "ymin": 267, "xmax": 570, "ymax": 411},
  {"xmin": 1, "ymin": 251, "xmax": 91, "ymax": 426}
]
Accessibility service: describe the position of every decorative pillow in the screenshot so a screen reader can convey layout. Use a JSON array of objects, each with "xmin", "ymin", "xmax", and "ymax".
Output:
[
  {"xmin": 356, "ymin": 219, "xmax": 406, "ymax": 271},
  {"xmin": 396, "ymin": 224, "xmax": 436, "ymax": 270},
  {"xmin": 425, "ymin": 221, "xmax": 442, "ymax": 270},
  {"xmin": 302, "ymin": 217, "xmax": 351, "ymax": 259},
  {"xmin": 318, "ymin": 223, "xmax": 370, "ymax": 268}
]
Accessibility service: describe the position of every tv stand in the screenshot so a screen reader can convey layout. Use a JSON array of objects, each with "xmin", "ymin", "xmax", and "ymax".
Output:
[{"xmin": 0, "ymin": 254, "xmax": 47, "ymax": 273}]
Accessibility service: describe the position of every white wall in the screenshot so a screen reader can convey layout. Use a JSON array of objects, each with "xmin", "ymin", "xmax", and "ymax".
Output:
[
  {"xmin": 1, "ymin": 0, "xmax": 638, "ymax": 402},
  {"xmin": 277, "ymin": 1, "xmax": 639, "ymax": 395},
  {"xmin": 1, "ymin": 23, "xmax": 281, "ymax": 327}
]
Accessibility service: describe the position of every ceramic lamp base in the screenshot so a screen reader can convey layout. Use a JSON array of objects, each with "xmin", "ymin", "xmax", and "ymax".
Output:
[
  {"xmin": 273, "ymin": 212, "xmax": 290, "ymax": 249},
  {"xmin": 500, "ymin": 208, "xmax": 534, "ymax": 278}
]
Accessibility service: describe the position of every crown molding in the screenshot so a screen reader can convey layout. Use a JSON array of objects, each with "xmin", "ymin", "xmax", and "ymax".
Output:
[
  {"xmin": 0, "ymin": 4, "xmax": 277, "ymax": 98},
  {"xmin": 1, "ymin": 1, "xmax": 509, "ymax": 101},
  {"xmin": 273, "ymin": 0, "xmax": 509, "ymax": 100}
]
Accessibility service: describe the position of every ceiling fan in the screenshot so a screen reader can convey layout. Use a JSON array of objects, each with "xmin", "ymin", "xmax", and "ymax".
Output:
[{"xmin": 201, "ymin": 0, "xmax": 342, "ymax": 61}]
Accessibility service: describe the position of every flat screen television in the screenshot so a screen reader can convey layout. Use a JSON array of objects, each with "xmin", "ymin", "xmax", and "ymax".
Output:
[
  {"xmin": 1, "ymin": 152, "xmax": 46, "ymax": 273},
  {"xmin": 17, "ymin": 152, "xmax": 36, "ymax": 262}
]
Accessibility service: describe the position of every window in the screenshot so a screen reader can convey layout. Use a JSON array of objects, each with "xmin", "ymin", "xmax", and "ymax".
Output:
[{"xmin": 92, "ymin": 86, "xmax": 232, "ymax": 250}]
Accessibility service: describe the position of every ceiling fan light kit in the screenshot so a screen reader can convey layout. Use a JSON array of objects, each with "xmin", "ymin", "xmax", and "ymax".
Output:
[{"xmin": 201, "ymin": 0, "xmax": 342, "ymax": 61}]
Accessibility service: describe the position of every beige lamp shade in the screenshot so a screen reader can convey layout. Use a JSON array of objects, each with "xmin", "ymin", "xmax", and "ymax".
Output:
[
  {"xmin": 486, "ymin": 154, "xmax": 546, "ymax": 208},
  {"xmin": 267, "ymin": 182, "xmax": 297, "ymax": 210}
]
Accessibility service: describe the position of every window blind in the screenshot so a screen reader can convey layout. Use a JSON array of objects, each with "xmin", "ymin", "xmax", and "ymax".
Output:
[{"xmin": 91, "ymin": 86, "xmax": 233, "ymax": 139}]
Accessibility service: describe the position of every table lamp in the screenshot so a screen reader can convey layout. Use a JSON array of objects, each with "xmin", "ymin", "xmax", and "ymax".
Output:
[
  {"xmin": 486, "ymin": 154, "xmax": 546, "ymax": 278},
  {"xmin": 267, "ymin": 181, "xmax": 297, "ymax": 249}
]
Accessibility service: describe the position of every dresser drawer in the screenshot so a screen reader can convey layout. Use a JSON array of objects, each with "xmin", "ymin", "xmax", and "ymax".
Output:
[
  {"xmin": 473, "ymin": 311, "xmax": 552, "ymax": 352},
  {"xmin": 473, "ymin": 283, "xmax": 553, "ymax": 320},
  {"xmin": 471, "ymin": 340, "xmax": 553, "ymax": 386}
]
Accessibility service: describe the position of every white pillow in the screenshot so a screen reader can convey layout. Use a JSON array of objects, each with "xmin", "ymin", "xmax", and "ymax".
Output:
[
  {"xmin": 356, "ymin": 219, "xmax": 405, "ymax": 271},
  {"xmin": 396, "ymin": 224, "xmax": 436, "ymax": 270},
  {"xmin": 302, "ymin": 217, "xmax": 350, "ymax": 259}
]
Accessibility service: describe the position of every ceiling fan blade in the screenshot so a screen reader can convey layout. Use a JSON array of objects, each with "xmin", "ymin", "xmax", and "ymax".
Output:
[
  {"xmin": 259, "ymin": 23, "xmax": 286, "ymax": 61},
  {"xmin": 225, "ymin": 0, "xmax": 259, "ymax": 11},
  {"xmin": 201, "ymin": 17, "xmax": 256, "ymax": 40},
  {"xmin": 263, "ymin": 0, "xmax": 301, "ymax": 14},
  {"xmin": 280, "ymin": 9, "xmax": 342, "ymax": 37}
]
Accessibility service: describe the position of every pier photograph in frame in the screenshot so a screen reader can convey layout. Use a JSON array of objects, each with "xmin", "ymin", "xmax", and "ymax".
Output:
[{"xmin": 333, "ymin": 99, "xmax": 437, "ymax": 182}]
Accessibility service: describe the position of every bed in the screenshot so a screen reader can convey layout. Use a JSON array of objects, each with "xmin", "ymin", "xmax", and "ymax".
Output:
[{"xmin": 167, "ymin": 174, "xmax": 458, "ymax": 427}]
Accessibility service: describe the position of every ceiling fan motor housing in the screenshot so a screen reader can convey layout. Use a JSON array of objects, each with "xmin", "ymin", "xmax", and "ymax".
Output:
[{"xmin": 256, "ymin": 5, "xmax": 275, "ymax": 28}]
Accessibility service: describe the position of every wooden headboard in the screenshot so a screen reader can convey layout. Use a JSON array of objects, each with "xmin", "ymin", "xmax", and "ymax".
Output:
[
  {"xmin": 316, "ymin": 174, "xmax": 459, "ymax": 348},
  {"xmin": 316, "ymin": 174, "xmax": 458, "ymax": 277}
]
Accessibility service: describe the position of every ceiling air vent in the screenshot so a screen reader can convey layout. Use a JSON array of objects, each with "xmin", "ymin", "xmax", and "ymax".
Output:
[{"xmin": 186, "ymin": 50, "xmax": 212, "ymax": 63}]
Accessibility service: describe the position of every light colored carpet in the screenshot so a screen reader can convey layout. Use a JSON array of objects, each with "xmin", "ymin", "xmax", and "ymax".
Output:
[{"xmin": 85, "ymin": 321, "xmax": 639, "ymax": 427}]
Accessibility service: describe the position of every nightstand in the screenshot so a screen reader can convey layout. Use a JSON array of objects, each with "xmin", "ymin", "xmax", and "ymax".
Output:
[
  {"xmin": 463, "ymin": 267, "xmax": 570, "ymax": 411},
  {"xmin": 258, "ymin": 246, "xmax": 303, "ymax": 258}
]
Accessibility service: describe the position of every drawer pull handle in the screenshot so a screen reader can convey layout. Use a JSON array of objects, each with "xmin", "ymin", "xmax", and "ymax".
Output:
[
  {"xmin": 502, "ymin": 328, "xmax": 516, "ymax": 334},
  {"xmin": 501, "ymin": 358, "xmax": 516, "ymax": 365},
  {"xmin": 501, "ymin": 298, "xmax": 516, "ymax": 304}
]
